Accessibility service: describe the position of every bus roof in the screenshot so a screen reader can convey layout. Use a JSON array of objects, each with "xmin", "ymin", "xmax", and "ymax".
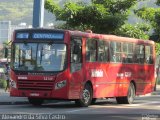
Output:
[
  {"xmin": 14, "ymin": 28, "xmax": 155, "ymax": 45},
  {"xmin": 69, "ymin": 30, "xmax": 154, "ymax": 45}
]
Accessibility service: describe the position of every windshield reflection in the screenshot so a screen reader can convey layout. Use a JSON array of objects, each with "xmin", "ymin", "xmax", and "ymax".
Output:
[{"xmin": 12, "ymin": 43, "xmax": 66, "ymax": 72}]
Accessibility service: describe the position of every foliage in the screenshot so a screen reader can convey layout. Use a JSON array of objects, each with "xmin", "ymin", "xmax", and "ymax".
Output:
[
  {"xmin": 0, "ymin": 52, "xmax": 3, "ymax": 59},
  {"xmin": 115, "ymin": 23, "xmax": 150, "ymax": 40},
  {"xmin": 156, "ymin": 0, "xmax": 160, "ymax": 5},
  {"xmin": 156, "ymin": 43, "xmax": 160, "ymax": 55},
  {"xmin": 134, "ymin": 7, "xmax": 160, "ymax": 33},
  {"xmin": 91, "ymin": 0, "xmax": 138, "ymax": 14},
  {"xmin": 157, "ymin": 77, "xmax": 160, "ymax": 85},
  {"xmin": 134, "ymin": 0, "xmax": 160, "ymax": 54},
  {"xmin": 45, "ymin": 0, "xmax": 143, "ymax": 34},
  {"xmin": 0, "ymin": 78, "xmax": 6, "ymax": 88}
]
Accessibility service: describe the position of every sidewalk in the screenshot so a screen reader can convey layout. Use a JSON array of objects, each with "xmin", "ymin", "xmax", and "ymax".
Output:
[{"xmin": 0, "ymin": 89, "xmax": 29, "ymax": 105}]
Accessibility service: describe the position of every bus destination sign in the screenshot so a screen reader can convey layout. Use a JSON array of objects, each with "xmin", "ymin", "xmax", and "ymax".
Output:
[
  {"xmin": 16, "ymin": 32, "xmax": 64, "ymax": 40},
  {"xmin": 32, "ymin": 33, "xmax": 64, "ymax": 39}
]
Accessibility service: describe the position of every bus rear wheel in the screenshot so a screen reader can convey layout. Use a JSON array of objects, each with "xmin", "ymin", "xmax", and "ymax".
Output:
[
  {"xmin": 75, "ymin": 84, "xmax": 92, "ymax": 107},
  {"xmin": 28, "ymin": 98, "xmax": 44, "ymax": 106},
  {"xmin": 116, "ymin": 82, "xmax": 135, "ymax": 104}
]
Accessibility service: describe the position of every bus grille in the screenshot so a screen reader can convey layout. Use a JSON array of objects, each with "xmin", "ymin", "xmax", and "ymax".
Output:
[{"xmin": 18, "ymin": 80, "xmax": 54, "ymax": 90}]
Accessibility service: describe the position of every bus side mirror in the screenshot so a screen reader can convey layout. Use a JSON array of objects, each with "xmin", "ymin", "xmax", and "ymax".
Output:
[{"xmin": 4, "ymin": 47, "xmax": 8, "ymax": 58}]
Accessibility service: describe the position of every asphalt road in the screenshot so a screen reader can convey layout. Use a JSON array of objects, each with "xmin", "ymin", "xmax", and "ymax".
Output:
[{"xmin": 0, "ymin": 95, "xmax": 160, "ymax": 120}]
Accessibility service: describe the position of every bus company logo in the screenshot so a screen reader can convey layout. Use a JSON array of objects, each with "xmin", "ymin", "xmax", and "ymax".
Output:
[
  {"xmin": 91, "ymin": 69, "xmax": 103, "ymax": 78},
  {"xmin": 125, "ymin": 72, "xmax": 132, "ymax": 77},
  {"xmin": 117, "ymin": 73, "xmax": 124, "ymax": 79}
]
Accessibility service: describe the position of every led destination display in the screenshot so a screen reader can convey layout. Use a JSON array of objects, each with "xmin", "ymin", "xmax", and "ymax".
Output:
[{"xmin": 16, "ymin": 32, "xmax": 64, "ymax": 40}]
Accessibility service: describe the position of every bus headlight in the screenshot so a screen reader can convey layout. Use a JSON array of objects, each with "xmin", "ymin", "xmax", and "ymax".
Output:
[
  {"xmin": 55, "ymin": 80, "xmax": 66, "ymax": 90},
  {"xmin": 10, "ymin": 79, "xmax": 17, "ymax": 89}
]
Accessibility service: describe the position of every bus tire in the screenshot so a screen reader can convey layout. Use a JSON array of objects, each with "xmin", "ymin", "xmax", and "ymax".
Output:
[
  {"xmin": 75, "ymin": 84, "xmax": 92, "ymax": 107},
  {"xmin": 28, "ymin": 98, "xmax": 44, "ymax": 106},
  {"xmin": 116, "ymin": 82, "xmax": 135, "ymax": 104}
]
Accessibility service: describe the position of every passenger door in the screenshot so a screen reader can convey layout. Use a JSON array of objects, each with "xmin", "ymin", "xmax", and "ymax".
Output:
[{"xmin": 69, "ymin": 37, "xmax": 84, "ymax": 99}]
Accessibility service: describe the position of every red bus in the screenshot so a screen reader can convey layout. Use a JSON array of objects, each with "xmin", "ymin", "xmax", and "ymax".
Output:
[{"xmin": 9, "ymin": 28, "xmax": 156, "ymax": 107}]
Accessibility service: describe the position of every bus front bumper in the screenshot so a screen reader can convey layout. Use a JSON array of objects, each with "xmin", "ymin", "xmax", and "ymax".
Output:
[{"xmin": 10, "ymin": 89, "xmax": 52, "ymax": 99}]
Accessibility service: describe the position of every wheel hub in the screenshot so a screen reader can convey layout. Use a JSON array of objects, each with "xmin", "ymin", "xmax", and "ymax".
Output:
[{"xmin": 83, "ymin": 89, "xmax": 90, "ymax": 104}]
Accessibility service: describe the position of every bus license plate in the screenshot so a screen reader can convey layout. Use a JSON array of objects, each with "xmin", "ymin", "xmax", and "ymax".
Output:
[{"xmin": 30, "ymin": 93, "xmax": 40, "ymax": 97}]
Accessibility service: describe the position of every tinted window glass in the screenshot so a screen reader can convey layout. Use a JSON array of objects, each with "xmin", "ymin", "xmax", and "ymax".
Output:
[
  {"xmin": 86, "ymin": 39, "xmax": 97, "ymax": 62},
  {"xmin": 98, "ymin": 41, "xmax": 109, "ymax": 62},
  {"xmin": 135, "ymin": 45, "xmax": 145, "ymax": 64},
  {"xmin": 110, "ymin": 42, "xmax": 122, "ymax": 63},
  {"xmin": 145, "ymin": 46, "xmax": 153, "ymax": 64},
  {"xmin": 122, "ymin": 43, "xmax": 134, "ymax": 63}
]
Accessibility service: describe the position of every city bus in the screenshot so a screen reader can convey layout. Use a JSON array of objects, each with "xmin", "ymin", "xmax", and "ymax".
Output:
[{"xmin": 9, "ymin": 28, "xmax": 156, "ymax": 107}]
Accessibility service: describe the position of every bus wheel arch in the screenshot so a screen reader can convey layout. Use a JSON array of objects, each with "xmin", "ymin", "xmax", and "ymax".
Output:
[
  {"xmin": 116, "ymin": 81, "xmax": 136, "ymax": 104},
  {"xmin": 85, "ymin": 81, "xmax": 97, "ymax": 104},
  {"xmin": 75, "ymin": 81, "xmax": 93, "ymax": 107},
  {"xmin": 85, "ymin": 80, "xmax": 93, "ymax": 93}
]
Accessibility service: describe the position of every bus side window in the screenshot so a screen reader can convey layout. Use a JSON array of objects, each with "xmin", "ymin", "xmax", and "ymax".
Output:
[
  {"xmin": 98, "ymin": 41, "xmax": 109, "ymax": 62},
  {"xmin": 145, "ymin": 46, "xmax": 153, "ymax": 64},
  {"xmin": 71, "ymin": 37, "xmax": 82, "ymax": 73},
  {"xmin": 110, "ymin": 41, "xmax": 122, "ymax": 63},
  {"xmin": 71, "ymin": 39, "xmax": 82, "ymax": 63},
  {"xmin": 122, "ymin": 43, "xmax": 134, "ymax": 63},
  {"xmin": 86, "ymin": 39, "xmax": 96, "ymax": 62},
  {"xmin": 135, "ymin": 45, "xmax": 145, "ymax": 64},
  {"xmin": 110, "ymin": 42, "xmax": 116, "ymax": 62}
]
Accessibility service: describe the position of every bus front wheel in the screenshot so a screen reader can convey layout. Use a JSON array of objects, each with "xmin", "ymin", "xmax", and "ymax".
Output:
[
  {"xmin": 75, "ymin": 84, "xmax": 92, "ymax": 107},
  {"xmin": 28, "ymin": 98, "xmax": 44, "ymax": 106},
  {"xmin": 116, "ymin": 82, "xmax": 135, "ymax": 104}
]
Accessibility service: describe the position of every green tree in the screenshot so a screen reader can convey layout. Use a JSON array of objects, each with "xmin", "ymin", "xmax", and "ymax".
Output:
[
  {"xmin": 156, "ymin": 0, "xmax": 160, "ymax": 5},
  {"xmin": 45, "ymin": 0, "xmax": 142, "ymax": 34},
  {"xmin": 134, "ymin": 0, "xmax": 160, "ymax": 54},
  {"xmin": 115, "ymin": 23, "xmax": 150, "ymax": 40},
  {"xmin": 135, "ymin": 7, "xmax": 160, "ymax": 36}
]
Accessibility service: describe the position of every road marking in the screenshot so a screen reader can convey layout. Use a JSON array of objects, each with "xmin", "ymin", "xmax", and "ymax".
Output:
[{"xmin": 66, "ymin": 107, "xmax": 95, "ymax": 113}]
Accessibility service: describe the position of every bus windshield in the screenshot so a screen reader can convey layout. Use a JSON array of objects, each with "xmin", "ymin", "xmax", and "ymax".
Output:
[{"xmin": 11, "ymin": 43, "xmax": 66, "ymax": 72}]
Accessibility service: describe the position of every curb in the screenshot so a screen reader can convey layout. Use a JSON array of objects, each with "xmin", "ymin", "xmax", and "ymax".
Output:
[
  {"xmin": 0, "ymin": 101, "xmax": 29, "ymax": 105},
  {"xmin": 139, "ymin": 91, "xmax": 160, "ymax": 97},
  {"xmin": 138, "ymin": 93, "xmax": 151, "ymax": 97}
]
